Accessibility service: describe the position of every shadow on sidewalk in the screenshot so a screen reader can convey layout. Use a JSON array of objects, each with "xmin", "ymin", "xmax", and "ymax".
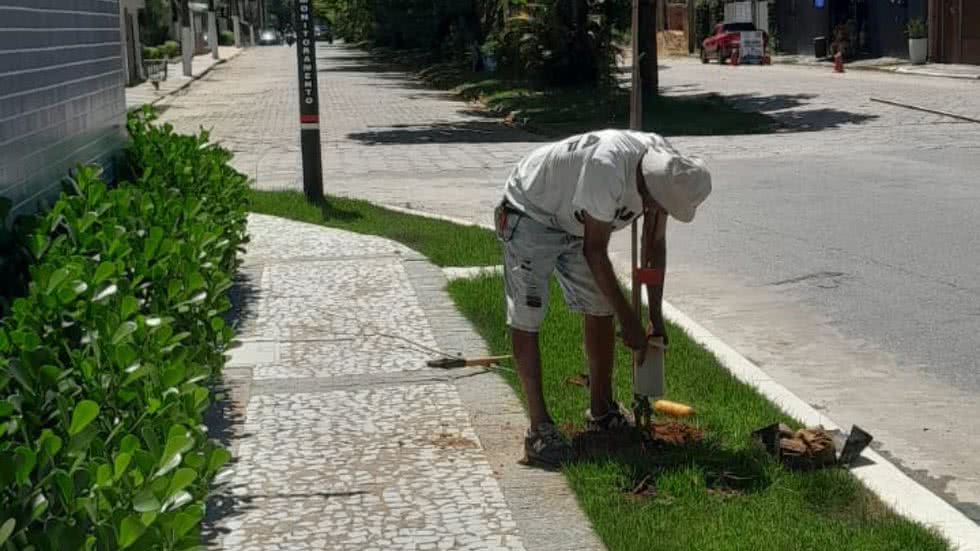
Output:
[
  {"xmin": 347, "ymin": 121, "xmax": 541, "ymax": 145},
  {"xmin": 203, "ymin": 268, "xmax": 263, "ymax": 547}
]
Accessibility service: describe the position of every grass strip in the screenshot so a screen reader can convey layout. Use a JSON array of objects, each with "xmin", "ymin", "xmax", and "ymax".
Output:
[
  {"xmin": 376, "ymin": 49, "xmax": 774, "ymax": 138},
  {"xmin": 449, "ymin": 275, "xmax": 947, "ymax": 551},
  {"xmin": 250, "ymin": 191, "xmax": 949, "ymax": 550},
  {"xmin": 248, "ymin": 190, "xmax": 499, "ymax": 267}
]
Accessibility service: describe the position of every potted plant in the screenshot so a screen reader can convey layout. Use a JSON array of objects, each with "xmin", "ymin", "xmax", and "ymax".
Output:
[{"xmin": 906, "ymin": 18, "xmax": 927, "ymax": 65}]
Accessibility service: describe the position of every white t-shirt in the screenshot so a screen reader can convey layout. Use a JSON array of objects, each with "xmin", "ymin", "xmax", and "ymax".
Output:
[{"xmin": 503, "ymin": 129, "xmax": 661, "ymax": 237}]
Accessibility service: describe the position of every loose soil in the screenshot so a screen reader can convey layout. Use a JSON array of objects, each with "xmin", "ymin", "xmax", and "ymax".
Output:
[
  {"xmin": 566, "ymin": 422, "xmax": 705, "ymax": 461},
  {"xmin": 430, "ymin": 433, "xmax": 480, "ymax": 449}
]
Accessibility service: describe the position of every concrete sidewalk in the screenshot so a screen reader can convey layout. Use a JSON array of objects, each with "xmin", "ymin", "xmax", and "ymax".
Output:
[
  {"xmin": 206, "ymin": 213, "xmax": 604, "ymax": 550},
  {"xmin": 772, "ymin": 54, "xmax": 980, "ymax": 80},
  {"xmin": 125, "ymin": 47, "xmax": 243, "ymax": 110}
]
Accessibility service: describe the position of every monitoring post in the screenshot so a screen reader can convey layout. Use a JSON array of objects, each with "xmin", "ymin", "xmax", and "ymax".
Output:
[{"xmin": 294, "ymin": 0, "xmax": 324, "ymax": 203}]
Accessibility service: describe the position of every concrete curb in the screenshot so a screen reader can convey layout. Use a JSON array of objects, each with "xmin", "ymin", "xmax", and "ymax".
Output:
[
  {"xmin": 769, "ymin": 58, "xmax": 980, "ymax": 81},
  {"xmin": 381, "ymin": 202, "xmax": 980, "ymax": 550},
  {"xmin": 662, "ymin": 302, "xmax": 980, "ymax": 551},
  {"xmin": 893, "ymin": 67, "xmax": 980, "ymax": 80}
]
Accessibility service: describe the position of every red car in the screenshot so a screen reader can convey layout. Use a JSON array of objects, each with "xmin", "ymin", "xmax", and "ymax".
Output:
[{"xmin": 701, "ymin": 22, "xmax": 768, "ymax": 64}]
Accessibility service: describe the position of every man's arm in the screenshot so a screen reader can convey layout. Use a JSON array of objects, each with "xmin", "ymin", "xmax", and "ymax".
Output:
[
  {"xmin": 642, "ymin": 209, "xmax": 668, "ymax": 339},
  {"xmin": 582, "ymin": 213, "xmax": 647, "ymax": 351}
]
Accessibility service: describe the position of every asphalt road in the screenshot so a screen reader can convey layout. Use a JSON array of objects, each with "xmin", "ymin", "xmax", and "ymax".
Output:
[
  {"xmin": 622, "ymin": 59, "xmax": 980, "ymax": 520},
  {"xmin": 154, "ymin": 47, "xmax": 980, "ymax": 522}
]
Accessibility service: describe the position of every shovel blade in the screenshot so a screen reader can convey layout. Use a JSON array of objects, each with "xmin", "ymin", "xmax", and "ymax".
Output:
[{"xmin": 838, "ymin": 425, "xmax": 873, "ymax": 466}]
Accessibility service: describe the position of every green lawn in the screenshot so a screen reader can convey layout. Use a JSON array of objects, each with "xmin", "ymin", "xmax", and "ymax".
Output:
[
  {"xmin": 248, "ymin": 190, "xmax": 499, "ymax": 267},
  {"xmin": 381, "ymin": 51, "xmax": 774, "ymax": 137},
  {"xmin": 248, "ymin": 191, "xmax": 949, "ymax": 550},
  {"xmin": 449, "ymin": 276, "xmax": 948, "ymax": 551}
]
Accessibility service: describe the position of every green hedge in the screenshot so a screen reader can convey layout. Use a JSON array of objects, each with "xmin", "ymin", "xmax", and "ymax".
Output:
[
  {"xmin": 161, "ymin": 41, "xmax": 180, "ymax": 59},
  {"xmin": 219, "ymin": 31, "xmax": 235, "ymax": 46},
  {"xmin": 0, "ymin": 109, "xmax": 249, "ymax": 550}
]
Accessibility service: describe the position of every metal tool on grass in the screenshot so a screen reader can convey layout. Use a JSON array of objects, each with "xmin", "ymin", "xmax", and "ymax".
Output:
[{"xmin": 427, "ymin": 355, "xmax": 511, "ymax": 369}]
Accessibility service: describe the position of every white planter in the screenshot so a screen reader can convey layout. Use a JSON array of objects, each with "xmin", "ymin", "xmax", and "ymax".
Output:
[{"xmin": 909, "ymin": 38, "xmax": 927, "ymax": 65}]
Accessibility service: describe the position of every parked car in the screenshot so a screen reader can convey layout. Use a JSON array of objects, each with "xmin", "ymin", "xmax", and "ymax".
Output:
[
  {"xmin": 257, "ymin": 29, "xmax": 282, "ymax": 46},
  {"xmin": 701, "ymin": 22, "xmax": 768, "ymax": 64},
  {"xmin": 314, "ymin": 24, "xmax": 333, "ymax": 44}
]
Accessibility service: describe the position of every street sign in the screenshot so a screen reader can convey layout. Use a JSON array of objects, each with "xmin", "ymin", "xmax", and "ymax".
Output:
[
  {"xmin": 740, "ymin": 31, "xmax": 765, "ymax": 64},
  {"xmin": 294, "ymin": 0, "xmax": 323, "ymax": 203}
]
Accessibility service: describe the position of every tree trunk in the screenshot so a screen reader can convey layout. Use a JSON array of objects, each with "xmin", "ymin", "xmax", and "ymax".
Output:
[
  {"xmin": 639, "ymin": 0, "xmax": 658, "ymax": 99},
  {"xmin": 207, "ymin": 0, "xmax": 219, "ymax": 59},
  {"xmin": 231, "ymin": 0, "xmax": 242, "ymax": 47},
  {"xmin": 178, "ymin": 0, "xmax": 193, "ymax": 76}
]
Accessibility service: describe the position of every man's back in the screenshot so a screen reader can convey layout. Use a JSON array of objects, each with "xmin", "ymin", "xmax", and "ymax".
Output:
[{"xmin": 503, "ymin": 129, "xmax": 656, "ymax": 236}]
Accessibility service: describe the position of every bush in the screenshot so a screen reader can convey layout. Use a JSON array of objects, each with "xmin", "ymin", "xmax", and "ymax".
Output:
[
  {"xmin": 0, "ymin": 200, "xmax": 33, "ymax": 318},
  {"xmin": 906, "ymin": 17, "xmax": 927, "ymax": 39},
  {"xmin": 492, "ymin": 0, "xmax": 627, "ymax": 87},
  {"xmin": 219, "ymin": 30, "xmax": 235, "ymax": 46},
  {"xmin": 142, "ymin": 46, "xmax": 162, "ymax": 60},
  {"xmin": 0, "ymin": 108, "xmax": 249, "ymax": 550},
  {"xmin": 161, "ymin": 41, "xmax": 180, "ymax": 59}
]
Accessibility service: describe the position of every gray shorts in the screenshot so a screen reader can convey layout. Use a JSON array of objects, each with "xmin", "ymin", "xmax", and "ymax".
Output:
[{"xmin": 497, "ymin": 206, "xmax": 614, "ymax": 332}]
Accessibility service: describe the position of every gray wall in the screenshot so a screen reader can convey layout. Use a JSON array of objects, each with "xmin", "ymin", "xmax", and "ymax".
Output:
[{"xmin": 0, "ymin": 0, "xmax": 128, "ymax": 215}]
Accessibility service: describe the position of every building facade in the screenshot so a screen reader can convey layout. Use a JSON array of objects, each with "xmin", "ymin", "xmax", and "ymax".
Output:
[
  {"xmin": 928, "ymin": 0, "xmax": 980, "ymax": 64},
  {"xmin": 0, "ymin": 0, "xmax": 128, "ymax": 215},
  {"xmin": 773, "ymin": 0, "xmax": 928, "ymax": 60}
]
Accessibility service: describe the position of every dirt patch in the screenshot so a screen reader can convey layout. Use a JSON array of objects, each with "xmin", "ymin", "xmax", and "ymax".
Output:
[
  {"xmin": 565, "ymin": 373, "xmax": 590, "ymax": 388},
  {"xmin": 566, "ymin": 422, "xmax": 704, "ymax": 461},
  {"xmin": 651, "ymin": 422, "xmax": 704, "ymax": 447},
  {"xmin": 430, "ymin": 433, "xmax": 479, "ymax": 449}
]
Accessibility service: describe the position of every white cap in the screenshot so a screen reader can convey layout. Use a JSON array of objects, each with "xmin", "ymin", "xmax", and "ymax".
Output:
[{"xmin": 640, "ymin": 146, "xmax": 712, "ymax": 223}]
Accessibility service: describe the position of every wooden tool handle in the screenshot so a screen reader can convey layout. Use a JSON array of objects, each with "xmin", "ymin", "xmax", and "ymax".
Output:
[
  {"xmin": 654, "ymin": 400, "xmax": 695, "ymax": 418},
  {"xmin": 465, "ymin": 355, "xmax": 511, "ymax": 367}
]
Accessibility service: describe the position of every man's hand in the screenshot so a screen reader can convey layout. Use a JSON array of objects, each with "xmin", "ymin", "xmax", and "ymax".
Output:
[{"xmin": 621, "ymin": 315, "xmax": 648, "ymax": 352}]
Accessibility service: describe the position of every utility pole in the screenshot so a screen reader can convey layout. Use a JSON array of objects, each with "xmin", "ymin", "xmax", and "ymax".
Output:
[
  {"xmin": 179, "ymin": 0, "xmax": 193, "ymax": 76},
  {"xmin": 638, "ymin": 0, "xmax": 659, "ymax": 101}
]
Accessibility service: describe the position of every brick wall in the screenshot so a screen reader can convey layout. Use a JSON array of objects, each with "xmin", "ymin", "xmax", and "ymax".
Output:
[{"xmin": 0, "ymin": 0, "xmax": 127, "ymax": 215}]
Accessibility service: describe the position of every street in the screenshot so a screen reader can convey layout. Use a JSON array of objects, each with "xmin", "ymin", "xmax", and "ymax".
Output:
[{"xmin": 156, "ymin": 44, "xmax": 980, "ymax": 521}]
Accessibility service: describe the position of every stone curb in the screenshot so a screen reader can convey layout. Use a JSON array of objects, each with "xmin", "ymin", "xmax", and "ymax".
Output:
[{"xmin": 381, "ymin": 202, "xmax": 980, "ymax": 550}]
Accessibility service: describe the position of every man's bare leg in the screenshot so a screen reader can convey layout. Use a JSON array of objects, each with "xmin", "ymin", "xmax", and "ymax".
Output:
[
  {"xmin": 584, "ymin": 314, "xmax": 616, "ymax": 417},
  {"xmin": 511, "ymin": 328, "xmax": 551, "ymax": 428}
]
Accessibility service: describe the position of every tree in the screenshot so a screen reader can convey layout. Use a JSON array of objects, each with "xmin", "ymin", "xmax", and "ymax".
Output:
[
  {"xmin": 139, "ymin": 0, "xmax": 172, "ymax": 45},
  {"xmin": 268, "ymin": 0, "xmax": 294, "ymax": 30},
  {"xmin": 638, "ymin": 0, "xmax": 659, "ymax": 98}
]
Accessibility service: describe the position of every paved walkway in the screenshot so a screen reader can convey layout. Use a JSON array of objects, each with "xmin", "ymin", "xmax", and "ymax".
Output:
[
  {"xmin": 207, "ymin": 213, "xmax": 604, "ymax": 550},
  {"xmin": 125, "ymin": 47, "xmax": 242, "ymax": 110}
]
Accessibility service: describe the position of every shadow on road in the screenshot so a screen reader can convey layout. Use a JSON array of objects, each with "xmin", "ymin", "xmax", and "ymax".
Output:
[
  {"xmin": 347, "ymin": 121, "xmax": 542, "ymax": 145},
  {"xmin": 718, "ymin": 92, "xmax": 879, "ymax": 131}
]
